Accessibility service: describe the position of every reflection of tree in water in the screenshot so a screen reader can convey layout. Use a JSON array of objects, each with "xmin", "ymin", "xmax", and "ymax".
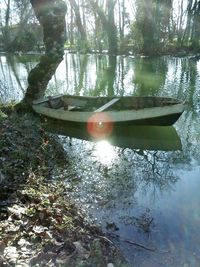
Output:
[
  {"xmin": 89, "ymin": 55, "xmax": 117, "ymax": 96},
  {"xmin": 0, "ymin": 54, "xmax": 39, "ymax": 102},
  {"xmin": 0, "ymin": 80, "xmax": 9, "ymax": 102},
  {"xmin": 46, "ymin": 54, "xmax": 117, "ymax": 97},
  {"xmin": 0, "ymin": 56, "xmax": 17, "ymax": 102},
  {"xmin": 74, "ymin": 55, "xmax": 88, "ymax": 94},
  {"xmin": 120, "ymin": 149, "xmax": 179, "ymax": 198},
  {"xmin": 56, "ymin": 137, "xmax": 180, "ymax": 211},
  {"xmin": 177, "ymin": 111, "xmax": 200, "ymax": 167},
  {"xmin": 159, "ymin": 57, "xmax": 200, "ymax": 170},
  {"xmin": 174, "ymin": 58, "xmax": 200, "ymax": 167},
  {"xmin": 70, "ymin": 54, "xmax": 86, "ymax": 94},
  {"xmin": 5, "ymin": 54, "xmax": 25, "ymax": 94},
  {"xmin": 168, "ymin": 57, "xmax": 199, "ymax": 105},
  {"xmin": 133, "ymin": 57, "xmax": 168, "ymax": 96}
]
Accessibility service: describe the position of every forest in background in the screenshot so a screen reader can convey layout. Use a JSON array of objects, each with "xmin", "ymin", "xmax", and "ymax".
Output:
[{"xmin": 0, "ymin": 0, "xmax": 200, "ymax": 56}]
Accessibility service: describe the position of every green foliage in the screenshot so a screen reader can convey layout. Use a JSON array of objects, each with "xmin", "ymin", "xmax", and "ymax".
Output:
[
  {"xmin": 131, "ymin": 0, "xmax": 173, "ymax": 55},
  {"xmin": 0, "ymin": 110, "xmax": 7, "ymax": 120},
  {"xmin": 130, "ymin": 21, "xmax": 143, "ymax": 53},
  {"xmin": 9, "ymin": 28, "xmax": 38, "ymax": 52},
  {"xmin": 1, "ymin": 0, "xmax": 200, "ymax": 56},
  {"xmin": 19, "ymin": 30, "xmax": 37, "ymax": 51}
]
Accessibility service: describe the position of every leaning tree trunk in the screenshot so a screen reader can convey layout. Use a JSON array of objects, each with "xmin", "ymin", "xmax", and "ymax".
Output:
[{"xmin": 23, "ymin": 0, "xmax": 67, "ymax": 104}]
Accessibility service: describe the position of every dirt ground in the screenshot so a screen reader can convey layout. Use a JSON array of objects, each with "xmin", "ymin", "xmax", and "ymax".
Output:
[{"xmin": 0, "ymin": 109, "xmax": 128, "ymax": 267}]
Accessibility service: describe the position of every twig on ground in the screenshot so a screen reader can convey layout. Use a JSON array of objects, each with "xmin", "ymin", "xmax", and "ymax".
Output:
[
  {"xmin": 0, "ymin": 255, "xmax": 13, "ymax": 267},
  {"xmin": 123, "ymin": 239, "xmax": 156, "ymax": 251},
  {"xmin": 108, "ymin": 233, "xmax": 156, "ymax": 252},
  {"xmin": 97, "ymin": 235, "xmax": 114, "ymax": 245}
]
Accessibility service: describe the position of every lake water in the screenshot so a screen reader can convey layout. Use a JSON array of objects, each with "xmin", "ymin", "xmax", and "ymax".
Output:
[{"xmin": 1, "ymin": 52, "xmax": 200, "ymax": 266}]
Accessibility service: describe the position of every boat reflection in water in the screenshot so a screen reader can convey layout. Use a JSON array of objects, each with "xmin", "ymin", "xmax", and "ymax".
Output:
[{"xmin": 44, "ymin": 119, "xmax": 182, "ymax": 151}]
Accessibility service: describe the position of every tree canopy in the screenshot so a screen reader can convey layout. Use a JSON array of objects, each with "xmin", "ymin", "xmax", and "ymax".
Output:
[{"xmin": 1, "ymin": 0, "xmax": 200, "ymax": 55}]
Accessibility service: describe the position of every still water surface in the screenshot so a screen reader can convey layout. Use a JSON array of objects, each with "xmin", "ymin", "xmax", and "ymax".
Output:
[{"xmin": 1, "ymin": 53, "xmax": 200, "ymax": 266}]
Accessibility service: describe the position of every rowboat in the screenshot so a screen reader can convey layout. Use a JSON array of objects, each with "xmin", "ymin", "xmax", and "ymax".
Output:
[{"xmin": 32, "ymin": 94, "xmax": 185, "ymax": 126}]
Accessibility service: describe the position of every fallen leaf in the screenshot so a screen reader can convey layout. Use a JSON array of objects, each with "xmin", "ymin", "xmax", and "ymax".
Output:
[
  {"xmin": 4, "ymin": 246, "xmax": 19, "ymax": 263},
  {"xmin": 33, "ymin": 225, "xmax": 48, "ymax": 234}
]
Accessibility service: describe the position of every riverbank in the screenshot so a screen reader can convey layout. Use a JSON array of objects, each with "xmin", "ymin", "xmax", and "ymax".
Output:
[{"xmin": 0, "ymin": 108, "xmax": 128, "ymax": 267}]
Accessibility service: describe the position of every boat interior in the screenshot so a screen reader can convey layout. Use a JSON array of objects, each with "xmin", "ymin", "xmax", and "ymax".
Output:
[{"xmin": 35, "ymin": 95, "xmax": 181, "ymax": 112}]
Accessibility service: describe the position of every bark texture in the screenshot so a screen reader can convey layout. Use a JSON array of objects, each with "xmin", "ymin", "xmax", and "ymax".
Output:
[{"xmin": 24, "ymin": 0, "xmax": 67, "ymax": 103}]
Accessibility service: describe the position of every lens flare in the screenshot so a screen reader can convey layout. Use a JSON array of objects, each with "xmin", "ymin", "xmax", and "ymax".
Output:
[{"xmin": 87, "ymin": 112, "xmax": 114, "ymax": 139}]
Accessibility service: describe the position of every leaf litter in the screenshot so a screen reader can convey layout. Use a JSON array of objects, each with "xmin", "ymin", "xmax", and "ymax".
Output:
[{"xmin": 0, "ymin": 110, "xmax": 128, "ymax": 267}]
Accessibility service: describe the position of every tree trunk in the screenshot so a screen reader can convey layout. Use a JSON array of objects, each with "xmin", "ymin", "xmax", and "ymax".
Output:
[
  {"xmin": 3, "ymin": 0, "xmax": 11, "ymax": 51},
  {"xmin": 181, "ymin": 0, "xmax": 193, "ymax": 46},
  {"xmin": 191, "ymin": 1, "xmax": 200, "ymax": 51},
  {"xmin": 106, "ymin": 0, "xmax": 118, "ymax": 55},
  {"xmin": 70, "ymin": 0, "xmax": 89, "ymax": 52},
  {"xmin": 70, "ymin": 6, "xmax": 75, "ymax": 48},
  {"xmin": 142, "ymin": 0, "xmax": 156, "ymax": 55},
  {"xmin": 177, "ymin": 0, "xmax": 184, "ymax": 44},
  {"xmin": 88, "ymin": 0, "xmax": 118, "ymax": 55},
  {"xmin": 23, "ymin": 0, "xmax": 67, "ymax": 104}
]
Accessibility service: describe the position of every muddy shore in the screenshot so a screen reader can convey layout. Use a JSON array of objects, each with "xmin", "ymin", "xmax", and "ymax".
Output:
[{"xmin": 0, "ymin": 109, "xmax": 128, "ymax": 267}]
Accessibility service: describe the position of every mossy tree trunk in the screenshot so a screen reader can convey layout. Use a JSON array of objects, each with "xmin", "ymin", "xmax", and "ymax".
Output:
[{"xmin": 23, "ymin": 0, "xmax": 67, "ymax": 104}]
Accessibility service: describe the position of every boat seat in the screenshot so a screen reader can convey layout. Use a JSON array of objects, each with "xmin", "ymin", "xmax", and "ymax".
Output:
[
  {"xmin": 67, "ymin": 106, "xmax": 83, "ymax": 111},
  {"xmin": 95, "ymin": 98, "xmax": 119, "ymax": 112},
  {"xmin": 62, "ymin": 97, "xmax": 87, "ymax": 111}
]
